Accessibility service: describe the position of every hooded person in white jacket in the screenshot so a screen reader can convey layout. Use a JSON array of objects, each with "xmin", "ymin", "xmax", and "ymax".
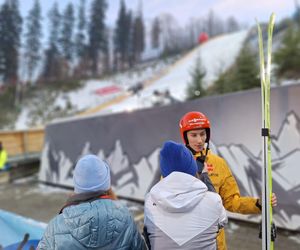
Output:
[{"xmin": 144, "ymin": 141, "xmax": 227, "ymax": 250}]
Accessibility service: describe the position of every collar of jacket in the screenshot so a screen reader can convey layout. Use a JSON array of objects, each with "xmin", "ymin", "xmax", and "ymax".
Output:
[
  {"xmin": 194, "ymin": 149, "xmax": 211, "ymax": 158},
  {"xmin": 59, "ymin": 191, "xmax": 111, "ymax": 214}
]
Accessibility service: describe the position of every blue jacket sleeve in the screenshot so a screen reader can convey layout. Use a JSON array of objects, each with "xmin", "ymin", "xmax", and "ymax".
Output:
[
  {"xmin": 37, "ymin": 219, "xmax": 55, "ymax": 250},
  {"xmin": 129, "ymin": 220, "xmax": 148, "ymax": 250}
]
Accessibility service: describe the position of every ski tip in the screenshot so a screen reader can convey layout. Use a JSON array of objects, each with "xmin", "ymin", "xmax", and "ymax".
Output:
[
  {"xmin": 255, "ymin": 18, "xmax": 261, "ymax": 28},
  {"xmin": 256, "ymin": 13, "xmax": 276, "ymax": 27},
  {"xmin": 270, "ymin": 13, "xmax": 276, "ymax": 25},
  {"xmin": 255, "ymin": 18, "xmax": 262, "ymax": 34}
]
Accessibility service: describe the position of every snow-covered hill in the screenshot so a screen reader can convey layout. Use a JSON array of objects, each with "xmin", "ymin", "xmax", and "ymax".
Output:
[
  {"xmin": 15, "ymin": 30, "xmax": 248, "ymax": 129},
  {"xmin": 99, "ymin": 30, "xmax": 248, "ymax": 114}
]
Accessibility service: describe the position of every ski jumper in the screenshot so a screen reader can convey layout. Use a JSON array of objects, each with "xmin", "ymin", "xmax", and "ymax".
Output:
[{"xmin": 194, "ymin": 150, "xmax": 261, "ymax": 250}]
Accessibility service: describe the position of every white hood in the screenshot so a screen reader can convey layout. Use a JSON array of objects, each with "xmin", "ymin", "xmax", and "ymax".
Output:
[{"xmin": 150, "ymin": 171, "xmax": 208, "ymax": 213}]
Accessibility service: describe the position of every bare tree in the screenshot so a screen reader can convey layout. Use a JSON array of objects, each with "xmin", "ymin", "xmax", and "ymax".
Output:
[
  {"xmin": 226, "ymin": 16, "xmax": 240, "ymax": 33},
  {"xmin": 206, "ymin": 10, "xmax": 224, "ymax": 37},
  {"xmin": 159, "ymin": 14, "xmax": 181, "ymax": 54},
  {"xmin": 151, "ymin": 17, "xmax": 161, "ymax": 49}
]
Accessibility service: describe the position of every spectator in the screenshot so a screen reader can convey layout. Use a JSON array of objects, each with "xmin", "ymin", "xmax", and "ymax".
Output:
[
  {"xmin": 152, "ymin": 90, "xmax": 165, "ymax": 107},
  {"xmin": 152, "ymin": 89, "xmax": 179, "ymax": 107},
  {"xmin": 128, "ymin": 82, "xmax": 144, "ymax": 96},
  {"xmin": 164, "ymin": 90, "xmax": 179, "ymax": 104},
  {"xmin": 144, "ymin": 141, "xmax": 227, "ymax": 250},
  {"xmin": 38, "ymin": 154, "xmax": 147, "ymax": 250},
  {"xmin": 0, "ymin": 141, "xmax": 8, "ymax": 171}
]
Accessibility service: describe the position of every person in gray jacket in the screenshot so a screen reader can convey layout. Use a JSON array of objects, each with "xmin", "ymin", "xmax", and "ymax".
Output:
[
  {"xmin": 144, "ymin": 141, "xmax": 227, "ymax": 250},
  {"xmin": 38, "ymin": 154, "xmax": 147, "ymax": 250}
]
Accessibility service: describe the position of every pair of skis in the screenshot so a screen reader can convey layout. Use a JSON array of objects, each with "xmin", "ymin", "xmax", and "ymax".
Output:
[{"xmin": 256, "ymin": 13, "xmax": 277, "ymax": 250}]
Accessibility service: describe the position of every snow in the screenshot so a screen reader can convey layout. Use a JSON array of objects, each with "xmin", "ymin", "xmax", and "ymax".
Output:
[
  {"xmin": 99, "ymin": 30, "xmax": 248, "ymax": 114},
  {"xmin": 60, "ymin": 79, "xmax": 124, "ymax": 111},
  {"xmin": 14, "ymin": 108, "xmax": 30, "ymax": 130},
  {"xmin": 14, "ymin": 30, "xmax": 248, "ymax": 129},
  {"xmin": 14, "ymin": 59, "xmax": 173, "ymax": 129}
]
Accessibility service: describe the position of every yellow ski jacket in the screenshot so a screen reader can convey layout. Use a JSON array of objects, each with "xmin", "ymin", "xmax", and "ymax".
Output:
[
  {"xmin": 0, "ymin": 149, "xmax": 7, "ymax": 170},
  {"xmin": 194, "ymin": 150, "xmax": 261, "ymax": 250}
]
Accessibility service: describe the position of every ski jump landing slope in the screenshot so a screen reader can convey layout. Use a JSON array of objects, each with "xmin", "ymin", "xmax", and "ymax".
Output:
[{"xmin": 98, "ymin": 30, "xmax": 248, "ymax": 114}]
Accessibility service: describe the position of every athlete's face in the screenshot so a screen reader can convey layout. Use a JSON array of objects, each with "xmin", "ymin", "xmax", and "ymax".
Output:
[{"xmin": 186, "ymin": 129, "xmax": 207, "ymax": 152}]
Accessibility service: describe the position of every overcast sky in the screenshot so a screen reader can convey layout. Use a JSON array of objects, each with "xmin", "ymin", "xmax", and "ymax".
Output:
[{"xmin": 0, "ymin": 0, "xmax": 296, "ymax": 27}]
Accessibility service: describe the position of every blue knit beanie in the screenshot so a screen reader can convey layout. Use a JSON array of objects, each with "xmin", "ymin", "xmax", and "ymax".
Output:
[
  {"xmin": 73, "ymin": 154, "xmax": 111, "ymax": 194},
  {"xmin": 160, "ymin": 141, "xmax": 197, "ymax": 177}
]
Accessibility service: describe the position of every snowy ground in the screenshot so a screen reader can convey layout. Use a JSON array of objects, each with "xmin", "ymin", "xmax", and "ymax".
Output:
[
  {"xmin": 14, "ymin": 59, "xmax": 175, "ymax": 129},
  {"xmin": 14, "ymin": 30, "xmax": 248, "ymax": 129}
]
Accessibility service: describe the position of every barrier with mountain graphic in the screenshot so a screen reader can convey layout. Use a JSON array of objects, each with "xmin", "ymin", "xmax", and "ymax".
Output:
[{"xmin": 39, "ymin": 83, "xmax": 300, "ymax": 231}]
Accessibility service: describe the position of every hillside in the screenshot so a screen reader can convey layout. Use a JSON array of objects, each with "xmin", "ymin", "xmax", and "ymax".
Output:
[{"xmin": 13, "ymin": 30, "xmax": 248, "ymax": 129}]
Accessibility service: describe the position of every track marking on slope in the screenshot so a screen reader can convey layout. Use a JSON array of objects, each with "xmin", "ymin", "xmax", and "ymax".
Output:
[{"xmin": 78, "ymin": 93, "xmax": 131, "ymax": 116}]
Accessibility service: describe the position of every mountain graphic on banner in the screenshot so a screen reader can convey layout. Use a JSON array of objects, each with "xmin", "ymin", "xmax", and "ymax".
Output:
[
  {"xmin": 39, "ymin": 140, "xmax": 160, "ymax": 200},
  {"xmin": 216, "ymin": 112, "xmax": 300, "ymax": 194},
  {"xmin": 39, "ymin": 111, "xmax": 300, "ymax": 230},
  {"xmin": 215, "ymin": 112, "xmax": 300, "ymax": 230},
  {"xmin": 271, "ymin": 111, "xmax": 300, "ymax": 158},
  {"xmin": 103, "ymin": 140, "xmax": 160, "ymax": 200}
]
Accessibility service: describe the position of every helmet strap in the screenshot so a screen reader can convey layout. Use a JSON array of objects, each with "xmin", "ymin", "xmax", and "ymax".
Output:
[
  {"xmin": 205, "ymin": 141, "xmax": 210, "ymax": 157},
  {"xmin": 186, "ymin": 141, "xmax": 210, "ymax": 157},
  {"xmin": 186, "ymin": 145, "xmax": 197, "ymax": 155}
]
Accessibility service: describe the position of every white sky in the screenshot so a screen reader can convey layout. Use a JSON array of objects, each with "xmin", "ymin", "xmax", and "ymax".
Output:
[
  {"xmin": 0, "ymin": 0, "xmax": 295, "ymax": 46},
  {"xmin": 0, "ymin": 0, "xmax": 296, "ymax": 26}
]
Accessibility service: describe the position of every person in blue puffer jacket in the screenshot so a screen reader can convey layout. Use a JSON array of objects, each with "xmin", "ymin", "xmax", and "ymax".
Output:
[{"xmin": 38, "ymin": 154, "xmax": 147, "ymax": 250}]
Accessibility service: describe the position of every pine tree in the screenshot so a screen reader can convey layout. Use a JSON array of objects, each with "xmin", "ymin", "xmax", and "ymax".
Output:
[
  {"xmin": 226, "ymin": 16, "xmax": 240, "ymax": 33},
  {"xmin": 211, "ymin": 45, "xmax": 259, "ymax": 95},
  {"xmin": 126, "ymin": 11, "xmax": 134, "ymax": 67},
  {"xmin": 24, "ymin": 0, "xmax": 42, "ymax": 84},
  {"xmin": 211, "ymin": 68, "xmax": 234, "ymax": 94},
  {"xmin": 88, "ymin": 0, "xmax": 108, "ymax": 76},
  {"xmin": 186, "ymin": 57, "xmax": 206, "ymax": 100},
  {"xmin": 151, "ymin": 17, "xmax": 161, "ymax": 49},
  {"xmin": 0, "ymin": 6, "xmax": 6, "ymax": 78},
  {"xmin": 74, "ymin": 0, "xmax": 88, "ymax": 78},
  {"xmin": 114, "ymin": 0, "xmax": 130, "ymax": 70},
  {"xmin": 60, "ymin": 3, "xmax": 75, "ymax": 62},
  {"xmin": 42, "ymin": 2, "xmax": 62, "ymax": 81},
  {"xmin": 274, "ymin": 25, "xmax": 300, "ymax": 78},
  {"xmin": 75, "ymin": 0, "xmax": 86, "ymax": 59},
  {"xmin": 132, "ymin": 14, "xmax": 145, "ymax": 63},
  {"xmin": 59, "ymin": 2, "xmax": 75, "ymax": 78},
  {"xmin": 294, "ymin": 0, "xmax": 300, "ymax": 23},
  {"xmin": 233, "ymin": 46, "xmax": 260, "ymax": 90},
  {"xmin": 0, "ymin": 0, "xmax": 22, "ymax": 84}
]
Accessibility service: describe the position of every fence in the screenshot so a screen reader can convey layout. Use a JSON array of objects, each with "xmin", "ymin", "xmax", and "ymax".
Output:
[{"xmin": 0, "ymin": 129, "xmax": 44, "ymax": 157}]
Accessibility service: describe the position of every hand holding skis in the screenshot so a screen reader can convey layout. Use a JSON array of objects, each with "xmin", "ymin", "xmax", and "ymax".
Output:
[
  {"xmin": 270, "ymin": 193, "xmax": 277, "ymax": 207},
  {"xmin": 258, "ymin": 193, "xmax": 277, "ymax": 208}
]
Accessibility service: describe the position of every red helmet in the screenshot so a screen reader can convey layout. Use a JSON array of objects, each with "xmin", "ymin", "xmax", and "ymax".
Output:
[{"xmin": 179, "ymin": 111, "xmax": 210, "ymax": 145}]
